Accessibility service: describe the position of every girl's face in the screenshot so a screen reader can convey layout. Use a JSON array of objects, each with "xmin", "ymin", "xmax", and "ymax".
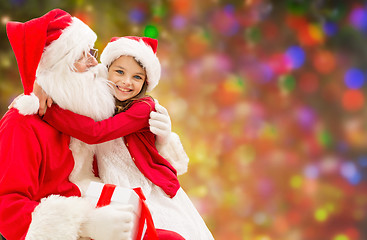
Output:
[{"xmin": 108, "ymin": 55, "xmax": 146, "ymax": 101}]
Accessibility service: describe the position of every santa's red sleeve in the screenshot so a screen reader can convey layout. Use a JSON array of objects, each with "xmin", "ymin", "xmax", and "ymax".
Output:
[
  {"xmin": 0, "ymin": 112, "xmax": 94, "ymax": 240},
  {"xmin": 0, "ymin": 120, "xmax": 40, "ymax": 239},
  {"xmin": 43, "ymin": 98, "xmax": 154, "ymax": 144}
]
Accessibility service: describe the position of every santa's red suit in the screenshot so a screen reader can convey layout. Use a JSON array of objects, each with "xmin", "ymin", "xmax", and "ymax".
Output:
[{"xmin": 0, "ymin": 108, "xmax": 91, "ymax": 239}]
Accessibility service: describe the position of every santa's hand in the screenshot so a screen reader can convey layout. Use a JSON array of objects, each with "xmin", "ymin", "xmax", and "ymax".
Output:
[
  {"xmin": 80, "ymin": 204, "xmax": 134, "ymax": 240},
  {"xmin": 33, "ymin": 81, "xmax": 53, "ymax": 116},
  {"xmin": 150, "ymin": 99, "xmax": 172, "ymax": 145}
]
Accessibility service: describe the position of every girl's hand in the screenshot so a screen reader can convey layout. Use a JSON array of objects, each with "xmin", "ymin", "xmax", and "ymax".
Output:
[
  {"xmin": 33, "ymin": 81, "xmax": 53, "ymax": 116},
  {"xmin": 149, "ymin": 99, "xmax": 172, "ymax": 145}
]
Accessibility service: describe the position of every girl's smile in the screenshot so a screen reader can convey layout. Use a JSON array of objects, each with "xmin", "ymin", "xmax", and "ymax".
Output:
[{"xmin": 108, "ymin": 55, "xmax": 146, "ymax": 102}]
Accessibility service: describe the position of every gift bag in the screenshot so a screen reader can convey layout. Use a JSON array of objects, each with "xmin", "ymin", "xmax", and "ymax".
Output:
[{"xmin": 85, "ymin": 181, "xmax": 158, "ymax": 240}]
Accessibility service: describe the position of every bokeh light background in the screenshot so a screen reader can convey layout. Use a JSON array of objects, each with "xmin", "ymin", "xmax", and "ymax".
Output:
[{"xmin": 1, "ymin": 0, "xmax": 367, "ymax": 239}]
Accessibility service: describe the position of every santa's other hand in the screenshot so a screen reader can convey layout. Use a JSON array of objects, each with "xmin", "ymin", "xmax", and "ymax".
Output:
[{"xmin": 80, "ymin": 204, "xmax": 134, "ymax": 240}]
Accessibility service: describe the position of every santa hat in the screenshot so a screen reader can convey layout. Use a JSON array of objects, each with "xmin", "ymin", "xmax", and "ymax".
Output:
[
  {"xmin": 7, "ymin": 8, "xmax": 97, "ymax": 95},
  {"xmin": 7, "ymin": 9, "xmax": 97, "ymax": 115},
  {"xmin": 100, "ymin": 36, "xmax": 161, "ymax": 92}
]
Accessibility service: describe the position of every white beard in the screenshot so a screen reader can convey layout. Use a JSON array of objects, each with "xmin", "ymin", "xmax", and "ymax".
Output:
[
  {"xmin": 36, "ymin": 64, "xmax": 115, "ymax": 120},
  {"xmin": 37, "ymin": 64, "xmax": 116, "ymax": 194}
]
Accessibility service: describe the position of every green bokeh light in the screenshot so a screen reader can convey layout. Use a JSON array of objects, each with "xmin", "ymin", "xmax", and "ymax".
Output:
[{"xmin": 144, "ymin": 24, "xmax": 159, "ymax": 39}]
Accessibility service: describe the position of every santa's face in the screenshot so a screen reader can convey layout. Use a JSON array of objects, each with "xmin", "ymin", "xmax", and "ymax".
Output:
[
  {"xmin": 37, "ymin": 61, "xmax": 116, "ymax": 121},
  {"xmin": 73, "ymin": 51, "xmax": 98, "ymax": 72},
  {"xmin": 108, "ymin": 56, "xmax": 146, "ymax": 101}
]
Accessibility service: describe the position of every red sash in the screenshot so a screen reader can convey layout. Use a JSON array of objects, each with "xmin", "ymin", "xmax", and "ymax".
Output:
[{"xmin": 96, "ymin": 184, "xmax": 158, "ymax": 240}]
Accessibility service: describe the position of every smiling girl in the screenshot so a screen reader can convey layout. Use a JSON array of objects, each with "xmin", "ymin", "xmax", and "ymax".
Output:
[{"xmin": 40, "ymin": 36, "xmax": 214, "ymax": 240}]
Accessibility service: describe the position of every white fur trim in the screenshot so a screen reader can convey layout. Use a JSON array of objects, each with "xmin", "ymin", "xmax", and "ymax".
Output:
[
  {"xmin": 13, "ymin": 93, "xmax": 39, "ymax": 116},
  {"xmin": 95, "ymin": 63, "xmax": 108, "ymax": 79},
  {"xmin": 36, "ymin": 66, "xmax": 116, "ymax": 122},
  {"xmin": 156, "ymin": 132, "xmax": 189, "ymax": 175},
  {"xmin": 100, "ymin": 37, "xmax": 161, "ymax": 92},
  {"xmin": 37, "ymin": 17, "xmax": 97, "ymax": 74},
  {"xmin": 25, "ymin": 195, "xmax": 94, "ymax": 240},
  {"xmin": 69, "ymin": 138, "xmax": 102, "ymax": 196}
]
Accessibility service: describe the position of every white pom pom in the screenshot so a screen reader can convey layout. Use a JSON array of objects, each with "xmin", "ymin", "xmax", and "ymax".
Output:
[
  {"xmin": 95, "ymin": 63, "xmax": 108, "ymax": 78},
  {"xmin": 13, "ymin": 93, "xmax": 40, "ymax": 115}
]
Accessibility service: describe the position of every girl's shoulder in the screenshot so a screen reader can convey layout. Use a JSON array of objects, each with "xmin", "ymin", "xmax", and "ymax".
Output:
[
  {"xmin": 140, "ymin": 96, "xmax": 154, "ymax": 103},
  {"xmin": 133, "ymin": 96, "xmax": 155, "ymax": 111}
]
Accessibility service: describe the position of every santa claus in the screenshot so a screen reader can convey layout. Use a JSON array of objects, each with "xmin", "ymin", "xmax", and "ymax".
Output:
[{"xmin": 0, "ymin": 9, "xmax": 188, "ymax": 240}]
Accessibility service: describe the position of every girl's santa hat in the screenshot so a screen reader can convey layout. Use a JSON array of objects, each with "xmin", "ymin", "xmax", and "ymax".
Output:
[
  {"xmin": 100, "ymin": 36, "xmax": 161, "ymax": 92},
  {"xmin": 6, "ymin": 8, "xmax": 97, "ymax": 115}
]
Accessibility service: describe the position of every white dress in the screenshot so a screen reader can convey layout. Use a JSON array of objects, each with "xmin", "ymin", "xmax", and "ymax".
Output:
[{"xmin": 95, "ymin": 138, "xmax": 214, "ymax": 240}]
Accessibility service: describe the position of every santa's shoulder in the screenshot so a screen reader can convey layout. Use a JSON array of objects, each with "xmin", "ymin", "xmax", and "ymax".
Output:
[{"xmin": 1, "ymin": 108, "xmax": 50, "ymax": 133}]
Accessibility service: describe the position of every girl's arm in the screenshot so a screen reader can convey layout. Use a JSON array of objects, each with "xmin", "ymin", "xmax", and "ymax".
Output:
[{"xmin": 43, "ymin": 99, "xmax": 154, "ymax": 144}]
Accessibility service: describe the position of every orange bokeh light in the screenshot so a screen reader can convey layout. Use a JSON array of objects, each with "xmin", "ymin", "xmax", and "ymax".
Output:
[
  {"xmin": 313, "ymin": 50, "xmax": 336, "ymax": 74},
  {"xmin": 342, "ymin": 89, "xmax": 365, "ymax": 111}
]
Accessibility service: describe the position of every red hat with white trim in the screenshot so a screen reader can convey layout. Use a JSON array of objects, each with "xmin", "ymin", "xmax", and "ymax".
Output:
[
  {"xmin": 6, "ymin": 8, "xmax": 97, "ymax": 95},
  {"xmin": 100, "ymin": 36, "xmax": 161, "ymax": 92}
]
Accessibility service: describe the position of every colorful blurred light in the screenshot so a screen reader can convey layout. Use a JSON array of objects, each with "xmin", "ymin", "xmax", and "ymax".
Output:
[
  {"xmin": 298, "ymin": 23, "xmax": 325, "ymax": 46},
  {"xmin": 210, "ymin": 7, "xmax": 240, "ymax": 36},
  {"xmin": 144, "ymin": 24, "xmax": 159, "ymax": 38},
  {"xmin": 349, "ymin": 7, "xmax": 367, "ymax": 32},
  {"xmin": 278, "ymin": 75, "xmax": 296, "ymax": 93},
  {"xmin": 129, "ymin": 8, "xmax": 145, "ymax": 23},
  {"xmin": 290, "ymin": 175, "xmax": 303, "ymax": 189},
  {"xmin": 268, "ymin": 54, "xmax": 292, "ymax": 75},
  {"xmin": 348, "ymin": 172, "xmax": 362, "ymax": 185},
  {"xmin": 317, "ymin": 129, "xmax": 333, "ymax": 148},
  {"xmin": 245, "ymin": 27, "xmax": 262, "ymax": 44},
  {"xmin": 304, "ymin": 164, "xmax": 319, "ymax": 179},
  {"xmin": 313, "ymin": 50, "xmax": 336, "ymax": 74},
  {"xmin": 323, "ymin": 21, "xmax": 338, "ymax": 36},
  {"xmin": 185, "ymin": 32, "xmax": 209, "ymax": 58},
  {"xmin": 285, "ymin": 45, "xmax": 305, "ymax": 69},
  {"xmin": 1, "ymin": 15, "xmax": 10, "ymax": 25},
  {"xmin": 344, "ymin": 68, "xmax": 365, "ymax": 89},
  {"xmin": 171, "ymin": 0, "xmax": 192, "ymax": 16},
  {"xmin": 341, "ymin": 89, "xmax": 365, "ymax": 111},
  {"xmin": 254, "ymin": 235, "xmax": 271, "ymax": 240},
  {"xmin": 171, "ymin": 15, "xmax": 187, "ymax": 30},
  {"xmin": 152, "ymin": 4, "xmax": 167, "ymax": 18},
  {"xmin": 314, "ymin": 208, "xmax": 328, "ymax": 222},
  {"xmin": 340, "ymin": 161, "xmax": 362, "ymax": 185},
  {"xmin": 358, "ymin": 156, "xmax": 367, "ymax": 167},
  {"xmin": 345, "ymin": 227, "xmax": 360, "ymax": 240},
  {"xmin": 223, "ymin": 75, "xmax": 245, "ymax": 94},
  {"xmin": 286, "ymin": 14, "xmax": 308, "ymax": 31},
  {"xmin": 295, "ymin": 106, "xmax": 315, "ymax": 129},
  {"xmin": 333, "ymin": 234, "xmax": 349, "ymax": 240}
]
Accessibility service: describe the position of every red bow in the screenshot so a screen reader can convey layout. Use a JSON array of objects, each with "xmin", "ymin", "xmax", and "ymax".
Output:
[{"xmin": 96, "ymin": 184, "xmax": 158, "ymax": 240}]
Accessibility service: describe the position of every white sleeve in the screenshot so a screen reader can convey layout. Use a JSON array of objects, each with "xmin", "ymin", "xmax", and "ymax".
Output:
[
  {"xmin": 156, "ymin": 132, "xmax": 189, "ymax": 175},
  {"xmin": 25, "ymin": 195, "xmax": 94, "ymax": 240}
]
